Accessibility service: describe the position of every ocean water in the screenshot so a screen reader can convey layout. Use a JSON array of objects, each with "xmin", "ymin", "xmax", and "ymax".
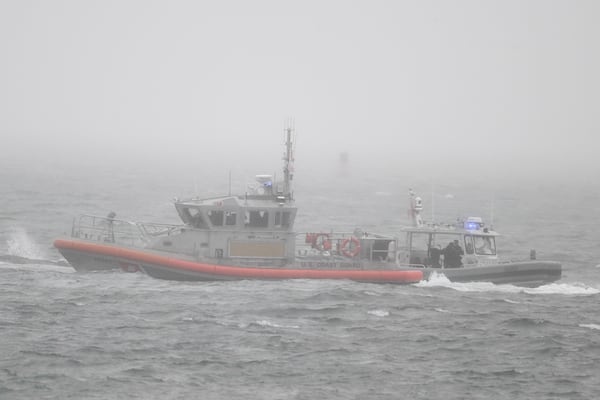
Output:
[{"xmin": 1, "ymin": 162, "xmax": 600, "ymax": 399}]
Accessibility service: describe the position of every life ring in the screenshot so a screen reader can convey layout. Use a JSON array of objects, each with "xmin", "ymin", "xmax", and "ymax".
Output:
[
  {"xmin": 312, "ymin": 233, "xmax": 332, "ymax": 251},
  {"xmin": 305, "ymin": 233, "xmax": 316, "ymax": 244},
  {"xmin": 340, "ymin": 237, "xmax": 360, "ymax": 258}
]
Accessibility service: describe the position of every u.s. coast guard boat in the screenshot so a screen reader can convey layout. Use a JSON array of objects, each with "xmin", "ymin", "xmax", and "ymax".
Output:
[
  {"xmin": 54, "ymin": 127, "xmax": 561, "ymax": 287},
  {"xmin": 53, "ymin": 127, "xmax": 421, "ymax": 284},
  {"xmin": 397, "ymin": 190, "xmax": 561, "ymax": 287}
]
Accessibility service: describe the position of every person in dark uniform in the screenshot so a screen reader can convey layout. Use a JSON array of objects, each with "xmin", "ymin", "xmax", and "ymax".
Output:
[
  {"xmin": 430, "ymin": 245, "xmax": 443, "ymax": 268},
  {"xmin": 453, "ymin": 240, "xmax": 464, "ymax": 267},
  {"xmin": 444, "ymin": 240, "xmax": 464, "ymax": 268}
]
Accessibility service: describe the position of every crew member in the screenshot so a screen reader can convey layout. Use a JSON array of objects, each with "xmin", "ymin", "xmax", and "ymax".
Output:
[{"xmin": 444, "ymin": 240, "xmax": 464, "ymax": 268}]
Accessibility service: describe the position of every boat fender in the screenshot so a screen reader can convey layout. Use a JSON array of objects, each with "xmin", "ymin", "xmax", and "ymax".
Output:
[
  {"xmin": 340, "ymin": 237, "xmax": 361, "ymax": 258},
  {"xmin": 313, "ymin": 233, "xmax": 332, "ymax": 251}
]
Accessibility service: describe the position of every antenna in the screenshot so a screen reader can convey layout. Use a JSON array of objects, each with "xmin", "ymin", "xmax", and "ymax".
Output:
[
  {"xmin": 282, "ymin": 119, "xmax": 295, "ymax": 201},
  {"xmin": 431, "ymin": 181, "xmax": 435, "ymax": 223},
  {"xmin": 228, "ymin": 170, "xmax": 232, "ymax": 197},
  {"xmin": 490, "ymin": 195, "xmax": 495, "ymax": 229}
]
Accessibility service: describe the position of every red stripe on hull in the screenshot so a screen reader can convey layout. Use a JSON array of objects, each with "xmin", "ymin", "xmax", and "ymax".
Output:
[{"xmin": 54, "ymin": 238, "xmax": 423, "ymax": 283}]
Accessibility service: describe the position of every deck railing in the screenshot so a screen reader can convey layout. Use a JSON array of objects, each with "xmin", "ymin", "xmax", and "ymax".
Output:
[{"xmin": 71, "ymin": 214, "xmax": 181, "ymax": 248}]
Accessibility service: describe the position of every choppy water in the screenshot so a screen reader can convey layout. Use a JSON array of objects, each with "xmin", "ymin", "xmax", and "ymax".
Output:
[{"xmin": 1, "ymin": 162, "xmax": 600, "ymax": 399}]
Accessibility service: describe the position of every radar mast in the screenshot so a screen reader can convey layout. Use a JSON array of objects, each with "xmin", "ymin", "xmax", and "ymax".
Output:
[{"xmin": 282, "ymin": 122, "xmax": 295, "ymax": 201}]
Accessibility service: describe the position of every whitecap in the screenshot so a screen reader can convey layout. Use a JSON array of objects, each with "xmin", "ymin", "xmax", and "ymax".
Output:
[
  {"xmin": 579, "ymin": 323, "xmax": 600, "ymax": 331},
  {"xmin": 524, "ymin": 283, "xmax": 600, "ymax": 296},
  {"xmin": 415, "ymin": 272, "xmax": 600, "ymax": 296},
  {"xmin": 414, "ymin": 271, "xmax": 452, "ymax": 287},
  {"xmin": 367, "ymin": 309, "xmax": 389, "ymax": 317},
  {"xmin": 414, "ymin": 272, "xmax": 504, "ymax": 293},
  {"xmin": 254, "ymin": 320, "xmax": 300, "ymax": 329}
]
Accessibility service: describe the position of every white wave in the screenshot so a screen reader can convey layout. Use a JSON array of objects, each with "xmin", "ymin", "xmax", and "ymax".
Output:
[
  {"xmin": 367, "ymin": 309, "xmax": 389, "ymax": 317},
  {"xmin": 6, "ymin": 227, "xmax": 44, "ymax": 259},
  {"xmin": 414, "ymin": 272, "xmax": 500, "ymax": 293},
  {"xmin": 434, "ymin": 308, "xmax": 450, "ymax": 313},
  {"xmin": 0, "ymin": 262, "xmax": 72, "ymax": 274},
  {"xmin": 523, "ymin": 283, "xmax": 600, "ymax": 296},
  {"xmin": 254, "ymin": 320, "xmax": 300, "ymax": 329},
  {"xmin": 415, "ymin": 272, "xmax": 600, "ymax": 296},
  {"xmin": 579, "ymin": 323, "xmax": 600, "ymax": 331},
  {"xmin": 414, "ymin": 271, "xmax": 452, "ymax": 287},
  {"xmin": 503, "ymin": 299, "xmax": 520, "ymax": 304}
]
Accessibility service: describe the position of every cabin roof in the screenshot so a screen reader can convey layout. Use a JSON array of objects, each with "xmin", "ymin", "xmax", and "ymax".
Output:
[
  {"xmin": 175, "ymin": 195, "xmax": 296, "ymax": 210},
  {"xmin": 402, "ymin": 225, "xmax": 499, "ymax": 236}
]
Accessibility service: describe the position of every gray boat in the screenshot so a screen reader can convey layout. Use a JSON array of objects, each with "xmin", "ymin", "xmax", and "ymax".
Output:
[
  {"xmin": 396, "ymin": 190, "xmax": 561, "ymax": 287},
  {"xmin": 54, "ymin": 127, "xmax": 421, "ymax": 284}
]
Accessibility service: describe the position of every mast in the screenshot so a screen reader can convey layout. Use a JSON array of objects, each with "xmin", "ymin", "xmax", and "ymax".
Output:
[
  {"xmin": 408, "ymin": 189, "xmax": 424, "ymax": 227},
  {"xmin": 283, "ymin": 123, "xmax": 295, "ymax": 201}
]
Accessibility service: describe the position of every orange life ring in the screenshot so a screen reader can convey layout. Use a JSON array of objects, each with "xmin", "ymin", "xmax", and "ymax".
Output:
[
  {"xmin": 312, "ymin": 233, "xmax": 332, "ymax": 251},
  {"xmin": 341, "ymin": 237, "xmax": 360, "ymax": 258},
  {"xmin": 305, "ymin": 233, "xmax": 316, "ymax": 244}
]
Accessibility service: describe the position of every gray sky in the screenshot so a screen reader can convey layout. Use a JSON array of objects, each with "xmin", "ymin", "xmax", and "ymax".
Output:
[{"xmin": 1, "ymin": 0, "xmax": 598, "ymax": 180}]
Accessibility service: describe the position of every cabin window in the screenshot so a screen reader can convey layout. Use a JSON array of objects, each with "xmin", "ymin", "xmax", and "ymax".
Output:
[
  {"xmin": 245, "ymin": 210, "xmax": 269, "ymax": 228},
  {"xmin": 208, "ymin": 210, "xmax": 224, "ymax": 226},
  {"xmin": 281, "ymin": 212, "xmax": 291, "ymax": 227},
  {"xmin": 408, "ymin": 233, "xmax": 431, "ymax": 265},
  {"xmin": 408, "ymin": 232, "xmax": 470, "ymax": 267},
  {"xmin": 464, "ymin": 236, "xmax": 474, "ymax": 254},
  {"xmin": 473, "ymin": 235, "xmax": 496, "ymax": 255},
  {"xmin": 274, "ymin": 211, "xmax": 292, "ymax": 228},
  {"xmin": 427, "ymin": 234, "xmax": 463, "ymax": 253},
  {"xmin": 187, "ymin": 207, "xmax": 208, "ymax": 228},
  {"xmin": 225, "ymin": 211, "xmax": 237, "ymax": 226}
]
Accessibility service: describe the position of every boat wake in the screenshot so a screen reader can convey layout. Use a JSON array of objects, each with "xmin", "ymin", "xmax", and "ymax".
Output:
[
  {"xmin": 415, "ymin": 271, "xmax": 599, "ymax": 296},
  {"xmin": 6, "ymin": 227, "xmax": 44, "ymax": 259},
  {"xmin": 2, "ymin": 227, "xmax": 69, "ymax": 268},
  {"xmin": 0, "ymin": 253, "xmax": 70, "ymax": 268}
]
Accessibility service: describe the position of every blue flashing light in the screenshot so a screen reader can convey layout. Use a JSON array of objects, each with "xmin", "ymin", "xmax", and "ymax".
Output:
[{"xmin": 464, "ymin": 221, "xmax": 481, "ymax": 230}]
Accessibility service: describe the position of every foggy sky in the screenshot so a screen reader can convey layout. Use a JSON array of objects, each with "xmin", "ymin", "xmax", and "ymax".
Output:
[{"xmin": 1, "ymin": 0, "xmax": 599, "ymax": 181}]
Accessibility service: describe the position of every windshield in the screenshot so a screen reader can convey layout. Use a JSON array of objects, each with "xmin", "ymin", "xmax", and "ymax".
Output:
[{"xmin": 472, "ymin": 235, "xmax": 496, "ymax": 255}]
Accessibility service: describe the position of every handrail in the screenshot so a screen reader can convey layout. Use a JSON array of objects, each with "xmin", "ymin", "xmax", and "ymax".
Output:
[{"xmin": 71, "ymin": 214, "xmax": 181, "ymax": 248}]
